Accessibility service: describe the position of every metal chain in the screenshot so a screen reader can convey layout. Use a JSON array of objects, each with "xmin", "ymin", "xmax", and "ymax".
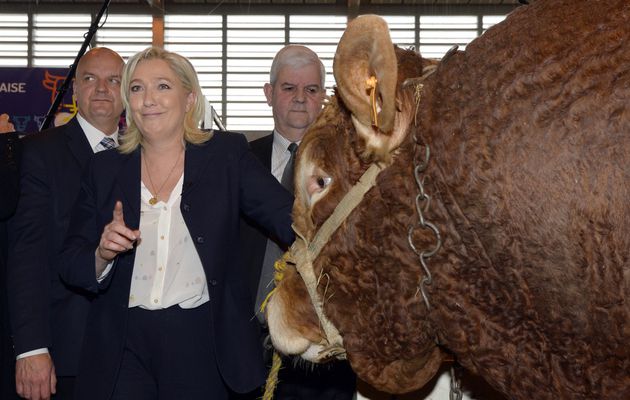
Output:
[
  {"xmin": 407, "ymin": 143, "xmax": 442, "ymax": 310},
  {"xmin": 449, "ymin": 365, "xmax": 464, "ymax": 400},
  {"xmin": 407, "ymin": 143, "xmax": 462, "ymax": 399},
  {"xmin": 406, "ymin": 51, "xmax": 462, "ymax": 400}
]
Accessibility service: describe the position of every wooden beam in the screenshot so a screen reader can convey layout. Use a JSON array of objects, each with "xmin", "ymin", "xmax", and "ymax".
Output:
[{"xmin": 150, "ymin": 0, "xmax": 164, "ymax": 48}]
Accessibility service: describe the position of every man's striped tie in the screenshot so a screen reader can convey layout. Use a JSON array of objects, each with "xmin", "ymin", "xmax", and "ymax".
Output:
[{"xmin": 96, "ymin": 136, "xmax": 117, "ymax": 152}]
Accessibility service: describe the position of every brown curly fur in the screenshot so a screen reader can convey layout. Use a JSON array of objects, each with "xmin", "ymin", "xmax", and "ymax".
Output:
[{"xmin": 271, "ymin": 0, "xmax": 630, "ymax": 398}]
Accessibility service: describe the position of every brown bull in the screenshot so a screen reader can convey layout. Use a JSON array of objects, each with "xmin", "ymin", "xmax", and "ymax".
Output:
[{"xmin": 265, "ymin": 0, "xmax": 630, "ymax": 398}]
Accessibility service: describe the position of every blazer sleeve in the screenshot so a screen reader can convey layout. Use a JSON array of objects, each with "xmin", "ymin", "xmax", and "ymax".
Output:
[
  {"xmin": 57, "ymin": 159, "xmax": 107, "ymax": 293},
  {"xmin": 7, "ymin": 138, "xmax": 53, "ymax": 354},
  {"xmin": 0, "ymin": 132, "xmax": 21, "ymax": 220},
  {"xmin": 236, "ymin": 134, "xmax": 295, "ymax": 247}
]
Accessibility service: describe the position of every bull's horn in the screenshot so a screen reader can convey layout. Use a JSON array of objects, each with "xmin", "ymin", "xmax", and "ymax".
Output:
[{"xmin": 334, "ymin": 15, "xmax": 397, "ymax": 134}]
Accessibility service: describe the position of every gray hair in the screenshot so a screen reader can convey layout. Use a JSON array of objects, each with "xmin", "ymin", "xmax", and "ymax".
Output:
[{"xmin": 269, "ymin": 45, "xmax": 325, "ymax": 88}]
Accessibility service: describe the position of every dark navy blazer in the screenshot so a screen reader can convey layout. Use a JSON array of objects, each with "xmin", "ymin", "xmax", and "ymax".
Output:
[
  {"xmin": 8, "ymin": 118, "xmax": 94, "ymax": 377},
  {"xmin": 59, "ymin": 131, "xmax": 294, "ymax": 400},
  {"xmin": 238, "ymin": 133, "xmax": 274, "ymax": 303}
]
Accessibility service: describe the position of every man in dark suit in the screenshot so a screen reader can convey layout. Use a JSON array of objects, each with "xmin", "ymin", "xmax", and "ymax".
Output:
[
  {"xmin": 239, "ymin": 45, "xmax": 356, "ymax": 399},
  {"xmin": 7, "ymin": 47, "xmax": 124, "ymax": 400},
  {"xmin": 0, "ymin": 114, "xmax": 20, "ymax": 400}
]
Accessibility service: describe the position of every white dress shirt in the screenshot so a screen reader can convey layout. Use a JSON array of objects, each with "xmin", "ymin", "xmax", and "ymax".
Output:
[
  {"xmin": 129, "ymin": 173, "xmax": 209, "ymax": 310},
  {"xmin": 77, "ymin": 113, "xmax": 119, "ymax": 152},
  {"xmin": 271, "ymin": 130, "xmax": 300, "ymax": 181}
]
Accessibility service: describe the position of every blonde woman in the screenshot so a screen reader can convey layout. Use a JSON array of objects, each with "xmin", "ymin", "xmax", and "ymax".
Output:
[{"xmin": 59, "ymin": 47, "xmax": 294, "ymax": 399}]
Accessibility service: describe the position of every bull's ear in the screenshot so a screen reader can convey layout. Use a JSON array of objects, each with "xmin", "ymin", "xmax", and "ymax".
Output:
[{"xmin": 334, "ymin": 15, "xmax": 404, "ymax": 158}]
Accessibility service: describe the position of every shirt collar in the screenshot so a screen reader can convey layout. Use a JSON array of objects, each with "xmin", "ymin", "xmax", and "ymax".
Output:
[
  {"xmin": 272, "ymin": 129, "xmax": 301, "ymax": 155},
  {"xmin": 76, "ymin": 113, "xmax": 119, "ymax": 153}
]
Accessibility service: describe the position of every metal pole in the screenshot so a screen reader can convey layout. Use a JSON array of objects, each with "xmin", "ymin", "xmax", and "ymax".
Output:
[{"xmin": 40, "ymin": 0, "xmax": 112, "ymax": 131}]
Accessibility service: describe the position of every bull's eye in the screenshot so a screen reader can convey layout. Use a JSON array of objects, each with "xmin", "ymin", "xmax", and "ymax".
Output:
[
  {"xmin": 316, "ymin": 176, "xmax": 332, "ymax": 189},
  {"xmin": 306, "ymin": 173, "xmax": 333, "ymax": 202}
]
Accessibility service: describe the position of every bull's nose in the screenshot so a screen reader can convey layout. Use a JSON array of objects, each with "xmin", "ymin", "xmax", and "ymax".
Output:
[{"xmin": 300, "ymin": 342, "xmax": 347, "ymax": 363}]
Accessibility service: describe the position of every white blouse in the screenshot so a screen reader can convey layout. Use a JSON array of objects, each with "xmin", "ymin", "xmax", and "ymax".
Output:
[
  {"xmin": 128, "ymin": 173, "xmax": 209, "ymax": 310},
  {"xmin": 270, "ymin": 130, "xmax": 300, "ymax": 181}
]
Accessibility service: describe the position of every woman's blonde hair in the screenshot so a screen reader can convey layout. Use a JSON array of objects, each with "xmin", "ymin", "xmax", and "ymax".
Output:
[{"xmin": 118, "ymin": 46, "xmax": 211, "ymax": 153}]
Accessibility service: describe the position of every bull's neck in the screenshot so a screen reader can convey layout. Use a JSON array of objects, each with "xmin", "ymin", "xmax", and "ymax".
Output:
[{"xmin": 413, "ymin": 134, "xmax": 500, "ymax": 367}]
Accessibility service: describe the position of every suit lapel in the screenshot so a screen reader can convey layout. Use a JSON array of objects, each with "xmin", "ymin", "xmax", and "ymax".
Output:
[
  {"xmin": 182, "ymin": 139, "xmax": 217, "ymax": 198},
  {"xmin": 114, "ymin": 138, "xmax": 217, "ymax": 227},
  {"xmin": 116, "ymin": 148, "xmax": 141, "ymax": 228},
  {"xmin": 64, "ymin": 118, "xmax": 93, "ymax": 169}
]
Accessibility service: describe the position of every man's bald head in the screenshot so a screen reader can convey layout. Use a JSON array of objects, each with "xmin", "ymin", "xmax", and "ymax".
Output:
[{"xmin": 73, "ymin": 47, "xmax": 124, "ymax": 134}]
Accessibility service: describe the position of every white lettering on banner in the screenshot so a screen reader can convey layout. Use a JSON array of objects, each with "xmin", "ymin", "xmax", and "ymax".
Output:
[{"xmin": 0, "ymin": 82, "xmax": 27, "ymax": 93}]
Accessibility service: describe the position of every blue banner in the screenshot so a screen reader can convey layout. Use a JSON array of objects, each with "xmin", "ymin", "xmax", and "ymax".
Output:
[{"xmin": 0, "ymin": 67, "xmax": 76, "ymax": 134}]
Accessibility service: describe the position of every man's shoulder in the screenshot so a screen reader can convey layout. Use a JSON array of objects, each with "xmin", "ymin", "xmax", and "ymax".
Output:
[
  {"xmin": 249, "ymin": 132, "xmax": 273, "ymax": 148},
  {"xmin": 247, "ymin": 133, "xmax": 273, "ymax": 160},
  {"xmin": 23, "ymin": 126, "xmax": 63, "ymax": 144},
  {"xmin": 22, "ymin": 119, "xmax": 79, "ymax": 149}
]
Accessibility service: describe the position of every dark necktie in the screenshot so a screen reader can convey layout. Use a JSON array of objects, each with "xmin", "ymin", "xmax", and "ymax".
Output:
[
  {"xmin": 97, "ymin": 136, "xmax": 117, "ymax": 152},
  {"xmin": 280, "ymin": 142, "xmax": 298, "ymax": 193},
  {"xmin": 255, "ymin": 142, "xmax": 299, "ymax": 321}
]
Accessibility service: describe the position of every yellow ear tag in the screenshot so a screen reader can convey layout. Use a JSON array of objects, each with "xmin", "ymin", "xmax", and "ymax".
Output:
[{"xmin": 366, "ymin": 75, "xmax": 379, "ymax": 129}]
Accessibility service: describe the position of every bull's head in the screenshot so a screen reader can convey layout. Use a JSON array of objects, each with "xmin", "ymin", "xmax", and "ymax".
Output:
[{"xmin": 266, "ymin": 15, "xmax": 445, "ymax": 393}]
